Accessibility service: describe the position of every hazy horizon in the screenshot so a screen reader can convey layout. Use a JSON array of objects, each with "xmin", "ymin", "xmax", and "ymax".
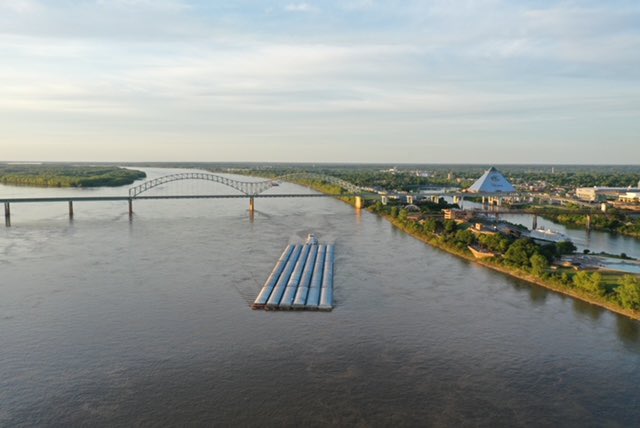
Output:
[{"xmin": 1, "ymin": 1, "xmax": 639, "ymax": 163}]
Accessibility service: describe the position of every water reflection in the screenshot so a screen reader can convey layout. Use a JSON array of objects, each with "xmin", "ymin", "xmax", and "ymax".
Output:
[
  {"xmin": 528, "ymin": 285, "xmax": 548, "ymax": 304},
  {"xmin": 572, "ymin": 299, "xmax": 604, "ymax": 321},
  {"xmin": 616, "ymin": 316, "xmax": 640, "ymax": 345}
]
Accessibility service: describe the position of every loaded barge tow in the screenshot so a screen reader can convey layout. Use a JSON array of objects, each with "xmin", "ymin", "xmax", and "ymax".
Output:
[{"xmin": 252, "ymin": 234, "xmax": 335, "ymax": 311}]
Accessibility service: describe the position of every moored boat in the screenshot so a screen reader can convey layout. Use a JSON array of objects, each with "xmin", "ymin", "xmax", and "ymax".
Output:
[{"xmin": 528, "ymin": 228, "xmax": 572, "ymax": 244}]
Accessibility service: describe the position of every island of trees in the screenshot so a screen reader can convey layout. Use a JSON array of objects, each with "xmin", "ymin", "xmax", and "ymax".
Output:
[{"xmin": 0, "ymin": 164, "xmax": 146, "ymax": 187}]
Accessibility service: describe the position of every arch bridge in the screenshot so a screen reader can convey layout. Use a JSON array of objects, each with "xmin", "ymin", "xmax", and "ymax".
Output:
[{"xmin": 126, "ymin": 172, "xmax": 366, "ymax": 212}]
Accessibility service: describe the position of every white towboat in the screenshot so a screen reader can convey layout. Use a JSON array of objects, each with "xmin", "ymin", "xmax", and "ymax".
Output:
[{"xmin": 306, "ymin": 234, "xmax": 318, "ymax": 245}]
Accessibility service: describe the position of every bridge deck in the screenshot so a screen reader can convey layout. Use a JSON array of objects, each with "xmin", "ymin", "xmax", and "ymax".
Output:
[{"xmin": 0, "ymin": 194, "xmax": 363, "ymax": 204}]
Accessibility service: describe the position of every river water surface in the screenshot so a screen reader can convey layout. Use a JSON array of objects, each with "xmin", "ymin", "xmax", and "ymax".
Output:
[{"xmin": 1, "ymin": 168, "xmax": 640, "ymax": 427}]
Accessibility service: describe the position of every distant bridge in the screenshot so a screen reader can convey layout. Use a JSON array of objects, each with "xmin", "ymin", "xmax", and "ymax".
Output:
[
  {"xmin": 128, "ymin": 172, "xmax": 363, "ymax": 198},
  {"xmin": 2, "ymin": 172, "xmax": 370, "ymax": 226}
]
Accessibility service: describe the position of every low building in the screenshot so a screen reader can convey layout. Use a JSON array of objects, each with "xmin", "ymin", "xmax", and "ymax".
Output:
[
  {"xmin": 619, "ymin": 192, "xmax": 640, "ymax": 203},
  {"xmin": 576, "ymin": 187, "xmax": 640, "ymax": 202},
  {"xmin": 443, "ymin": 209, "xmax": 472, "ymax": 222}
]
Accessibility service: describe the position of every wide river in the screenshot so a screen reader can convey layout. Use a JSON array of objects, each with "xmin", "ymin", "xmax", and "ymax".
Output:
[{"xmin": 1, "ymin": 167, "xmax": 640, "ymax": 427}]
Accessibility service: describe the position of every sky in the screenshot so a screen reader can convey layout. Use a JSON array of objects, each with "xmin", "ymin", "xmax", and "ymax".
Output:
[{"xmin": 0, "ymin": 0, "xmax": 639, "ymax": 163}]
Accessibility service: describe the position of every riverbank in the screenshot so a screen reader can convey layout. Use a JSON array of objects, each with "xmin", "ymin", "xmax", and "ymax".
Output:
[
  {"xmin": 288, "ymin": 179, "xmax": 640, "ymax": 320},
  {"xmin": 384, "ymin": 215, "xmax": 640, "ymax": 321}
]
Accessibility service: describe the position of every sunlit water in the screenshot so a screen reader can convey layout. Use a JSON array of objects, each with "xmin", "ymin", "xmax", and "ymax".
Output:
[{"xmin": 1, "ymin": 168, "xmax": 640, "ymax": 427}]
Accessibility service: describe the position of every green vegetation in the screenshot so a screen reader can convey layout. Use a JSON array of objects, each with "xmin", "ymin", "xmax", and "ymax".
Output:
[
  {"xmin": 209, "ymin": 163, "xmax": 639, "ymax": 194},
  {"xmin": 616, "ymin": 275, "xmax": 640, "ymax": 310},
  {"xmin": 366, "ymin": 202, "xmax": 640, "ymax": 320},
  {"xmin": 0, "ymin": 164, "xmax": 146, "ymax": 187},
  {"xmin": 220, "ymin": 162, "xmax": 640, "ymax": 318}
]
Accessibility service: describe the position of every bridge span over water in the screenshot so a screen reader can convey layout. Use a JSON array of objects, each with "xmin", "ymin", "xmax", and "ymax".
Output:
[
  {"xmin": 1, "ymin": 172, "xmax": 370, "ymax": 226},
  {"xmin": 1, "ymin": 172, "xmax": 555, "ymax": 226}
]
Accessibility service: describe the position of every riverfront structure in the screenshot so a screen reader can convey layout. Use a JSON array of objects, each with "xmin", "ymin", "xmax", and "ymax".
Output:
[
  {"xmin": 467, "ymin": 167, "xmax": 516, "ymax": 194},
  {"xmin": 577, "ymin": 186, "xmax": 640, "ymax": 202}
]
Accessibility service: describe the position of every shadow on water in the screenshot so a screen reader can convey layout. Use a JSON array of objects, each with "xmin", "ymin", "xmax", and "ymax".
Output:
[
  {"xmin": 616, "ymin": 316, "xmax": 640, "ymax": 346},
  {"xmin": 528, "ymin": 285, "xmax": 548, "ymax": 305},
  {"xmin": 572, "ymin": 299, "xmax": 604, "ymax": 321}
]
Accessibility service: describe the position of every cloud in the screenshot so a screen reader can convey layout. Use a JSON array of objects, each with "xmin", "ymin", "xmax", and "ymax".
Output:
[
  {"xmin": 0, "ymin": 0, "xmax": 40, "ymax": 13},
  {"xmin": 284, "ymin": 2, "xmax": 317, "ymax": 13},
  {"xmin": 1, "ymin": 0, "xmax": 639, "ymax": 162}
]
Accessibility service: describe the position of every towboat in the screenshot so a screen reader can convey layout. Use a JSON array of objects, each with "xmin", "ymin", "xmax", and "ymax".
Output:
[{"xmin": 306, "ymin": 234, "xmax": 318, "ymax": 245}]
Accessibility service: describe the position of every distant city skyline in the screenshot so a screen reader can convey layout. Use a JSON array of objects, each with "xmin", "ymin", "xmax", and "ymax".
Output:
[{"xmin": 1, "ymin": 0, "xmax": 639, "ymax": 163}]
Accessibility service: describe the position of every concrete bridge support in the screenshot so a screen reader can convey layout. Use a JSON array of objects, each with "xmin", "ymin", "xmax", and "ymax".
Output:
[
  {"xmin": 128, "ymin": 198, "xmax": 133, "ymax": 216},
  {"xmin": 4, "ymin": 202, "xmax": 10, "ymax": 227},
  {"xmin": 586, "ymin": 214, "xmax": 592, "ymax": 230},
  {"xmin": 355, "ymin": 196, "xmax": 364, "ymax": 209},
  {"xmin": 249, "ymin": 196, "xmax": 255, "ymax": 212},
  {"xmin": 68, "ymin": 201, "xmax": 74, "ymax": 219},
  {"xmin": 532, "ymin": 214, "xmax": 538, "ymax": 230}
]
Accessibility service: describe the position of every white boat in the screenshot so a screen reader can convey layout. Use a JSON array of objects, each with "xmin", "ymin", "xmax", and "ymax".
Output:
[
  {"xmin": 528, "ymin": 228, "xmax": 571, "ymax": 244},
  {"xmin": 306, "ymin": 234, "xmax": 318, "ymax": 245}
]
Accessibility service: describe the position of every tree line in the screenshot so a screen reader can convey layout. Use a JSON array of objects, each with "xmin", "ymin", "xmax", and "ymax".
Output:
[{"xmin": 0, "ymin": 164, "xmax": 146, "ymax": 188}]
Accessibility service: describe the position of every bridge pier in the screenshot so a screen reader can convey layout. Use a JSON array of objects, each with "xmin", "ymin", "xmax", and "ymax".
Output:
[
  {"xmin": 355, "ymin": 196, "xmax": 364, "ymax": 209},
  {"xmin": 249, "ymin": 196, "xmax": 255, "ymax": 213},
  {"xmin": 68, "ymin": 201, "xmax": 74, "ymax": 219},
  {"xmin": 532, "ymin": 214, "xmax": 538, "ymax": 230},
  {"xmin": 128, "ymin": 198, "xmax": 133, "ymax": 216},
  {"xmin": 586, "ymin": 214, "xmax": 592, "ymax": 230},
  {"xmin": 4, "ymin": 202, "xmax": 10, "ymax": 227}
]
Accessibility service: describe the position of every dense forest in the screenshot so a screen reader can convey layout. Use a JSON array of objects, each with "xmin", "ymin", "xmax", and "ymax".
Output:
[{"xmin": 0, "ymin": 164, "xmax": 146, "ymax": 187}]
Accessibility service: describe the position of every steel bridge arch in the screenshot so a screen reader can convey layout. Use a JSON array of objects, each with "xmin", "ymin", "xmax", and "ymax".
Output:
[
  {"xmin": 128, "ymin": 172, "xmax": 362, "ymax": 198},
  {"xmin": 274, "ymin": 173, "xmax": 362, "ymax": 194},
  {"xmin": 128, "ymin": 173, "xmax": 275, "ymax": 197}
]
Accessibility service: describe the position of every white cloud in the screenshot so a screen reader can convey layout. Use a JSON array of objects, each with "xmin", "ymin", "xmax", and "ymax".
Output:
[
  {"xmin": 284, "ymin": 2, "xmax": 317, "ymax": 13},
  {"xmin": 0, "ymin": 0, "xmax": 639, "ymax": 162},
  {"xmin": 0, "ymin": 0, "xmax": 40, "ymax": 13}
]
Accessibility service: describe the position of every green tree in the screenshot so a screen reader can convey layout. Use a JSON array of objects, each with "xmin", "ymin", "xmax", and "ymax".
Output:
[
  {"xmin": 573, "ymin": 271, "xmax": 604, "ymax": 295},
  {"xmin": 390, "ymin": 206, "xmax": 399, "ymax": 218},
  {"xmin": 556, "ymin": 241, "xmax": 577, "ymax": 255},
  {"xmin": 398, "ymin": 209, "xmax": 408, "ymax": 222},
  {"xmin": 530, "ymin": 254, "xmax": 549, "ymax": 277},
  {"xmin": 477, "ymin": 233, "xmax": 511, "ymax": 254},
  {"xmin": 504, "ymin": 238, "xmax": 538, "ymax": 268},
  {"xmin": 454, "ymin": 229, "xmax": 476, "ymax": 248},
  {"xmin": 423, "ymin": 218, "xmax": 441, "ymax": 234},
  {"xmin": 615, "ymin": 275, "xmax": 640, "ymax": 310},
  {"xmin": 443, "ymin": 220, "xmax": 457, "ymax": 235}
]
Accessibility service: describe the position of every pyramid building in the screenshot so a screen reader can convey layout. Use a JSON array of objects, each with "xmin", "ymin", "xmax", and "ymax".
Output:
[{"xmin": 467, "ymin": 167, "xmax": 516, "ymax": 193}]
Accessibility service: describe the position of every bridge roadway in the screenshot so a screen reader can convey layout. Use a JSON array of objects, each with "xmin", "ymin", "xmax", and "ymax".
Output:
[
  {"xmin": 1, "ymin": 193, "xmax": 372, "ymax": 225},
  {"xmin": 0, "ymin": 194, "xmax": 363, "ymax": 203}
]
